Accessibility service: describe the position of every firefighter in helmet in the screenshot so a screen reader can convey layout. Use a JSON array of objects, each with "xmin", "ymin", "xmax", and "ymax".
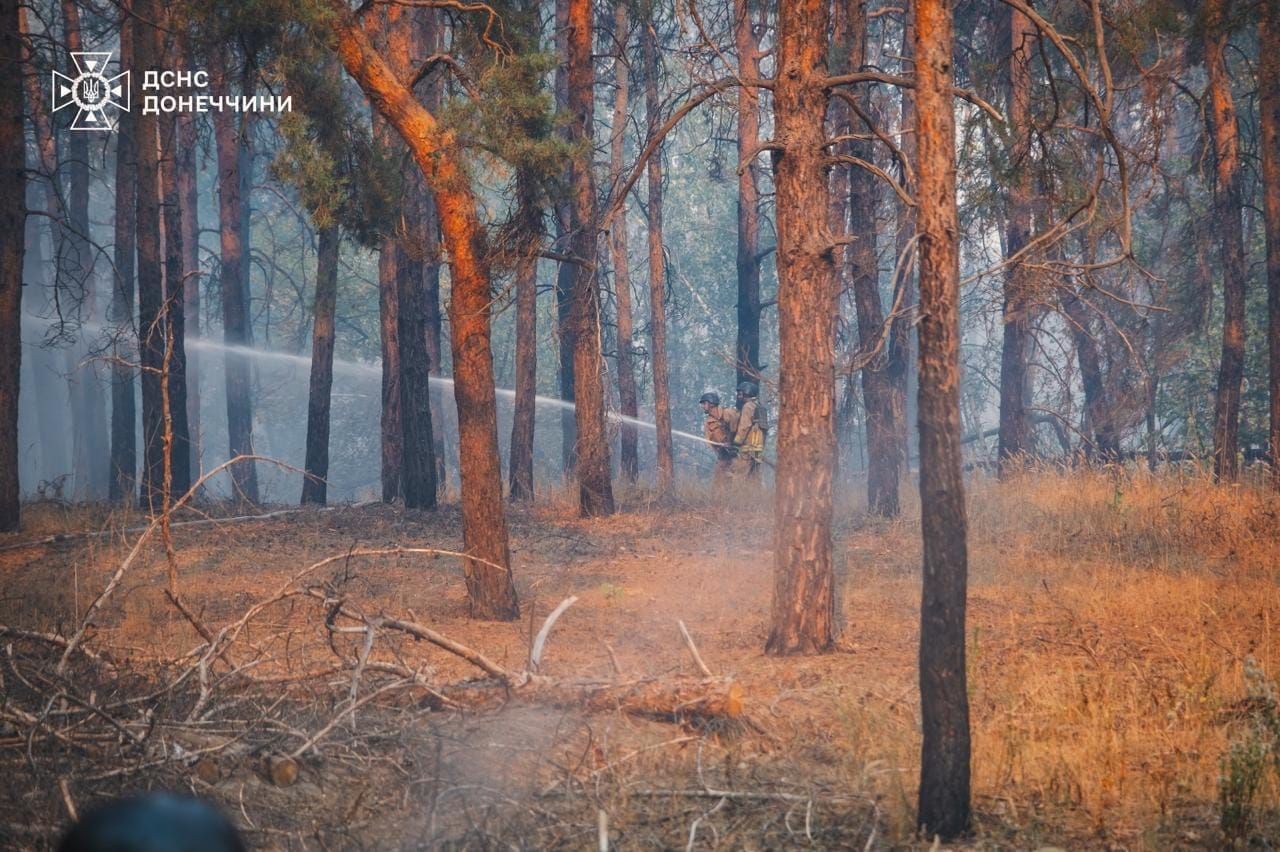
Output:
[
  {"xmin": 699, "ymin": 391, "xmax": 738, "ymax": 483},
  {"xmin": 732, "ymin": 381, "xmax": 767, "ymax": 479}
]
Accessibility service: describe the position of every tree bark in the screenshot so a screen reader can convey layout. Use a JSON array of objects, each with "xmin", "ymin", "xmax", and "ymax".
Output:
[
  {"xmin": 332, "ymin": 4, "xmax": 519, "ymax": 620},
  {"xmin": 554, "ymin": 0, "xmax": 577, "ymax": 476},
  {"xmin": 642, "ymin": 1, "xmax": 674, "ymax": 493},
  {"xmin": 837, "ymin": 0, "xmax": 899, "ymax": 517},
  {"xmin": 509, "ymin": 173, "xmax": 540, "ymax": 501},
  {"xmin": 109, "ymin": 0, "xmax": 137, "ymax": 505},
  {"xmin": 398, "ymin": 182, "xmax": 438, "ymax": 510},
  {"xmin": 420, "ymin": 11, "xmax": 447, "ymax": 497},
  {"xmin": 610, "ymin": 3, "xmax": 639, "ymax": 484},
  {"xmin": 178, "ymin": 107, "xmax": 201, "ymax": 482},
  {"xmin": 889, "ymin": 5, "xmax": 917, "ymax": 473},
  {"xmin": 996, "ymin": 3, "xmax": 1035, "ymax": 472},
  {"xmin": 0, "ymin": 0, "xmax": 24, "ymax": 532},
  {"xmin": 302, "ymin": 226, "xmax": 339, "ymax": 506},
  {"xmin": 765, "ymin": 0, "xmax": 837, "ymax": 656},
  {"xmin": 1262, "ymin": 0, "xmax": 1280, "ymax": 486},
  {"xmin": 914, "ymin": 0, "xmax": 971, "ymax": 837},
  {"xmin": 158, "ymin": 90, "xmax": 191, "ymax": 499},
  {"xmin": 210, "ymin": 51, "xmax": 259, "ymax": 502},
  {"xmin": 135, "ymin": 0, "xmax": 170, "ymax": 511},
  {"xmin": 1204, "ymin": 0, "xmax": 1247, "ymax": 482},
  {"xmin": 734, "ymin": 0, "xmax": 762, "ymax": 385},
  {"xmin": 566, "ymin": 0, "xmax": 615, "ymax": 516},
  {"xmin": 377, "ymin": 220, "xmax": 402, "ymax": 501}
]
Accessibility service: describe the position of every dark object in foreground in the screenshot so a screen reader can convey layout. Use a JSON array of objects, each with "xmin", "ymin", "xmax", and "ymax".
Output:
[{"xmin": 59, "ymin": 794, "xmax": 245, "ymax": 852}]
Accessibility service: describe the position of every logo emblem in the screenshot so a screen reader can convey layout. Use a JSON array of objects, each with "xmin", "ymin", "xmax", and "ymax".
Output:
[{"xmin": 52, "ymin": 52, "xmax": 130, "ymax": 131}]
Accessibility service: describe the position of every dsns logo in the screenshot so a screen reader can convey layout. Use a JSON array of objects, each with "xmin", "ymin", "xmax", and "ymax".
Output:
[{"xmin": 52, "ymin": 52, "xmax": 130, "ymax": 131}]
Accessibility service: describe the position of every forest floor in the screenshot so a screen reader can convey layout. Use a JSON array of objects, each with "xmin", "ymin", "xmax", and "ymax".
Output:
[{"xmin": 0, "ymin": 467, "xmax": 1278, "ymax": 849}]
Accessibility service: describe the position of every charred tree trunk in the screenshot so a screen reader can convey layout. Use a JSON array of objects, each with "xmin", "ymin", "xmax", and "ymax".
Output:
[
  {"xmin": 509, "ymin": 173, "xmax": 540, "ymax": 501},
  {"xmin": 1204, "ymin": 0, "xmax": 1246, "ymax": 482},
  {"xmin": 566, "ymin": 0, "xmax": 615, "ymax": 516},
  {"xmin": 0, "ymin": 0, "xmax": 23, "ymax": 532},
  {"xmin": 642, "ymin": 1, "xmax": 674, "ymax": 493},
  {"xmin": 765, "ymin": 0, "xmax": 837, "ymax": 656},
  {"xmin": 734, "ymin": 0, "xmax": 762, "ymax": 385},
  {"xmin": 610, "ymin": 4, "xmax": 639, "ymax": 484},
  {"xmin": 109, "ymin": 0, "xmax": 137, "ymax": 504},
  {"xmin": 302, "ymin": 226, "xmax": 340, "ymax": 506},
  {"xmin": 914, "ymin": 0, "xmax": 971, "ymax": 837},
  {"xmin": 210, "ymin": 53, "xmax": 259, "ymax": 501},
  {"xmin": 333, "ymin": 5, "xmax": 519, "ymax": 620},
  {"xmin": 1262, "ymin": 1, "xmax": 1280, "ymax": 485},
  {"xmin": 996, "ymin": 4, "xmax": 1035, "ymax": 472}
]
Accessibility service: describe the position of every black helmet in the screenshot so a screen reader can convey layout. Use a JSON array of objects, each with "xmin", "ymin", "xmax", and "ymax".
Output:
[
  {"xmin": 698, "ymin": 391, "xmax": 720, "ymax": 406},
  {"xmin": 736, "ymin": 381, "xmax": 758, "ymax": 398}
]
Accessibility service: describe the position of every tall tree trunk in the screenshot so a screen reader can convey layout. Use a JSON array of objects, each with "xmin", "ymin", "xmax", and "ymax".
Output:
[
  {"xmin": 1262, "ymin": 0, "xmax": 1280, "ymax": 486},
  {"xmin": 178, "ymin": 108, "xmax": 201, "ymax": 481},
  {"xmin": 566, "ymin": 0, "xmax": 615, "ymax": 516},
  {"xmin": 765, "ymin": 0, "xmax": 837, "ymax": 655},
  {"xmin": 889, "ymin": 5, "xmax": 917, "ymax": 473},
  {"xmin": 382, "ymin": 5, "xmax": 437, "ymax": 510},
  {"xmin": 158, "ymin": 92, "xmax": 191, "ymax": 498},
  {"xmin": 1204, "ymin": 0, "xmax": 1246, "ymax": 482},
  {"xmin": 377, "ymin": 221, "xmax": 402, "ymax": 501},
  {"xmin": 838, "ymin": 0, "xmax": 899, "ymax": 516},
  {"xmin": 135, "ymin": 0, "xmax": 168, "ymax": 510},
  {"xmin": 398, "ymin": 182, "xmax": 438, "ymax": 510},
  {"xmin": 1060, "ymin": 287, "xmax": 1117, "ymax": 457},
  {"xmin": 914, "ymin": 0, "xmax": 971, "ymax": 837},
  {"xmin": 302, "ymin": 226, "xmax": 339, "ymax": 505},
  {"xmin": 642, "ymin": 1, "xmax": 674, "ymax": 493},
  {"xmin": 420, "ymin": 11, "xmax": 447, "ymax": 496},
  {"xmin": 734, "ymin": 0, "xmax": 762, "ymax": 385},
  {"xmin": 609, "ymin": 4, "xmax": 639, "ymax": 484},
  {"xmin": 109, "ymin": 0, "xmax": 137, "ymax": 504},
  {"xmin": 0, "ymin": 0, "xmax": 24, "ymax": 532},
  {"xmin": 554, "ymin": 0, "xmax": 577, "ymax": 476},
  {"xmin": 509, "ymin": 173, "xmax": 540, "ymax": 501},
  {"xmin": 18, "ymin": 4, "xmax": 72, "ymax": 489},
  {"xmin": 333, "ymin": 5, "xmax": 519, "ymax": 620},
  {"xmin": 211, "ymin": 51, "xmax": 259, "ymax": 501},
  {"xmin": 61, "ymin": 0, "xmax": 109, "ymax": 501},
  {"xmin": 996, "ymin": 3, "xmax": 1035, "ymax": 472}
]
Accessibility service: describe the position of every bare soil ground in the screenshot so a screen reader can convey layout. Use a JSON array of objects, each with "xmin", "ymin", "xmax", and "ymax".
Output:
[{"xmin": 0, "ymin": 468, "xmax": 1278, "ymax": 849}]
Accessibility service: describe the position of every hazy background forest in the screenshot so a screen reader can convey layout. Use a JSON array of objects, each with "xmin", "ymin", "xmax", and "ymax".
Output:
[{"xmin": 0, "ymin": 0, "xmax": 1279, "ymax": 846}]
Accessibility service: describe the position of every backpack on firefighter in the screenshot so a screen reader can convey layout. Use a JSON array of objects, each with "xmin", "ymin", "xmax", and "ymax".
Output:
[{"xmin": 735, "ymin": 382, "xmax": 768, "ymax": 459}]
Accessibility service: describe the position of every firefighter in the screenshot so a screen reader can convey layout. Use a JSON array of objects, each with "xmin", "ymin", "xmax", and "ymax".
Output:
[
  {"xmin": 699, "ymin": 392, "xmax": 737, "ymax": 484},
  {"xmin": 732, "ymin": 381, "xmax": 767, "ymax": 479}
]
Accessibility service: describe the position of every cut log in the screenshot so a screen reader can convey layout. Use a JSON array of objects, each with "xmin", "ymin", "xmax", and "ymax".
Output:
[{"xmin": 586, "ymin": 678, "xmax": 744, "ymax": 727}]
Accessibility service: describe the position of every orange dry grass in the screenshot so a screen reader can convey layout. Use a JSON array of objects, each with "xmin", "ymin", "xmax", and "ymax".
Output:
[
  {"xmin": 0, "ymin": 468, "xmax": 1277, "ymax": 846},
  {"xmin": 961, "ymin": 467, "xmax": 1280, "ymax": 843}
]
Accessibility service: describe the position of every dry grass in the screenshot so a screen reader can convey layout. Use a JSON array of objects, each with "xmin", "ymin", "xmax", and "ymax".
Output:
[{"xmin": 0, "ymin": 467, "xmax": 1278, "ymax": 848}]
